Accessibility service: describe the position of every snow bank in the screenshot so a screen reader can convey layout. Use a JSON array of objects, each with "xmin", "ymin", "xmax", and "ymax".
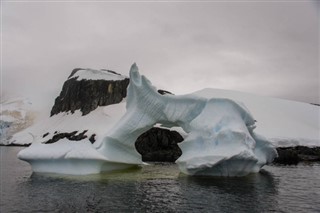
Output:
[
  {"xmin": 70, "ymin": 69, "xmax": 127, "ymax": 81},
  {"xmin": 194, "ymin": 88, "xmax": 320, "ymax": 147},
  {"xmin": 11, "ymin": 102, "xmax": 126, "ymax": 145}
]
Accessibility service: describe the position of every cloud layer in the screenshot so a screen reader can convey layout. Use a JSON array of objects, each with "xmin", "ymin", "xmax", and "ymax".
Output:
[{"xmin": 1, "ymin": 1, "xmax": 319, "ymax": 107}]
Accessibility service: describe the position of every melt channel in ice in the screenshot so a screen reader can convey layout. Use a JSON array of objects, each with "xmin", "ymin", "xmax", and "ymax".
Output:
[{"xmin": 18, "ymin": 63, "xmax": 277, "ymax": 176}]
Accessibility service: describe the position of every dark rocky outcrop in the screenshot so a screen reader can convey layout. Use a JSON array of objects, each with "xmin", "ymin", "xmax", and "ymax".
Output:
[
  {"xmin": 158, "ymin": 89, "xmax": 174, "ymax": 95},
  {"xmin": 43, "ymin": 130, "xmax": 96, "ymax": 144},
  {"xmin": 274, "ymin": 146, "xmax": 320, "ymax": 165},
  {"xmin": 89, "ymin": 134, "xmax": 96, "ymax": 143},
  {"xmin": 135, "ymin": 127, "xmax": 183, "ymax": 162},
  {"xmin": 273, "ymin": 148, "xmax": 299, "ymax": 165},
  {"xmin": 51, "ymin": 69, "xmax": 129, "ymax": 116},
  {"xmin": 42, "ymin": 132, "xmax": 49, "ymax": 138}
]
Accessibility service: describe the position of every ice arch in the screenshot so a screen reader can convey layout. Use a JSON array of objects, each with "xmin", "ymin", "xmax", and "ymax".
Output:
[
  {"xmin": 18, "ymin": 64, "xmax": 277, "ymax": 176},
  {"xmin": 94, "ymin": 63, "xmax": 277, "ymax": 176}
]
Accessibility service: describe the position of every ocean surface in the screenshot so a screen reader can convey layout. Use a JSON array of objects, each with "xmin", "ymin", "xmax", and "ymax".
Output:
[{"xmin": 1, "ymin": 146, "xmax": 320, "ymax": 212}]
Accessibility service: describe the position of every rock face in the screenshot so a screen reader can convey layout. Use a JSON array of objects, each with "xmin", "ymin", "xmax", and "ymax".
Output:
[
  {"xmin": 274, "ymin": 146, "xmax": 320, "ymax": 165},
  {"xmin": 135, "ymin": 127, "xmax": 183, "ymax": 162},
  {"xmin": 50, "ymin": 68, "xmax": 129, "ymax": 116}
]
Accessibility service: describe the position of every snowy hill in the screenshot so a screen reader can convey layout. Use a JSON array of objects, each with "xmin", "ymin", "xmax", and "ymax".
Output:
[
  {"xmin": 0, "ymin": 98, "xmax": 36, "ymax": 145},
  {"xmin": 193, "ymin": 88, "xmax": 320, "ymax": 147},
  {"xmin": 10, "ymin": 103, "xmax": 126, "ymax": 145},
  {"xmin": 7, "ymin": 68, "xmax": 129, "ymax": 145}
]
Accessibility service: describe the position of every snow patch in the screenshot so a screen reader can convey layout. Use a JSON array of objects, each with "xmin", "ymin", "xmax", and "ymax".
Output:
[
  {"xmin": 70, "ymin": 69, "xmax": 127, "ymax": 81},
  {"xmin": 11, "ymin": 103, "xmax": 126, "ymax": 145}
]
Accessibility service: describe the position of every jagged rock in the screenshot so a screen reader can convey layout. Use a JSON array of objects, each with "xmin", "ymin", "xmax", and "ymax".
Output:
[
  {"xmin": 89, "ymin": 134, "xmax": 96, "ymax": 144},
  {"xmin": 50, "ymin": 69, "xmax": 129, "ymax": 116},
  {"xmin": 274, "ymin": 148, "xmax": 299, "ymax": 165},
  {"xmin": 44, "ymin": 130, "xmax": 89, "ymax": 144},
  {"xmin": 135, "ymin": 127, "xmax": 183, "ymax": 162},
  {"xmin": 158, "ymin": 89, "xmax": 174, "ymax": 95},
  {"xmin": 274, "ymin": 146, "xmax": 320, "ymax": 165}
]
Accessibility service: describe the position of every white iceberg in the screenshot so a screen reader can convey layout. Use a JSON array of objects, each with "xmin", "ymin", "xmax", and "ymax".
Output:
[
  {"xmin": 194, "ymin": 88, "xmax": 320, "ymax": 147},
  {"xmin": 18, "ymin": 63, "xmax": 278, "ymax": 176}
]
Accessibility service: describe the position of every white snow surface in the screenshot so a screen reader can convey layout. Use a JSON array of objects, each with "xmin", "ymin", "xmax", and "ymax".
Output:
[
  {"xmin": 194, "ymin": 88, "xmax": 320, "ymax": 147},
  {"xmin": 18, "ymin": 64, "xmax": 278, "ymax": 176},
  {"xmin": 0, "ymin": 98, "xmax": 36, "ymax": 144},
  {"xmin": 17, "ymin": 138, "xmax": 137, "ymax": 175},
  {"xmin": 1, "ymin": 98, "xmax": 32, "ymax": 119},
  {"xmin": 70, "ymin": 69, "xmax": 127, "ymax": 81},
  {"xmin": 11, "ymin": 102, "xmax": 126, "ymax": 145}
]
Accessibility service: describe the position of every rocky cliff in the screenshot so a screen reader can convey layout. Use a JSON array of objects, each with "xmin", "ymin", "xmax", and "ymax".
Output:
[{"xmin": 50, "ymin": 68, "xmax": 129, "ymax": 116}]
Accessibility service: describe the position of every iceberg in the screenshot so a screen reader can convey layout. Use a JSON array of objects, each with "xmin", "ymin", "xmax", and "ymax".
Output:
[
  {"xmin": 193, "ymin": 88, "xmax": 320, "ymax": 147},
  {"xmin": 18, "ymin": 63, "xmax": 277, "ymax": 176}
]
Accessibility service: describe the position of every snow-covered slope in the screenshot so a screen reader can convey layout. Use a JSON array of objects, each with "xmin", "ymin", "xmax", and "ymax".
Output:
[
  {"xmin": 194, "ymin": 88, "xmax": 320, "ymax": 147},
  {"xmin": 10, "ymin": 102, "xmax": 126, "ymax": 145},
  {"xmin": 70, "ymin": 69, "xmax": 127, "ymax": 81},
  {"xmin": 0, "ymin": 98, "xmax": 36, "ymax": 145},
  {"xmin": 7, "ymin": 67, "xmax": 129, "ymax": 145}
]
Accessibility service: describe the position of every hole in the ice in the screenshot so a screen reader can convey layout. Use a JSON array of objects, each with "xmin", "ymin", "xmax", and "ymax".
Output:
[{"xmin": 134, "ymin": 125, "xmax": 185, "ymax": 162}]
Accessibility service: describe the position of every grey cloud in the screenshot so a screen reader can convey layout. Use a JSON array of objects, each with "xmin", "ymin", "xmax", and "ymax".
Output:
[{"xmin": 1, "ymin": 1, "xmax": 319, "ymax": 106}]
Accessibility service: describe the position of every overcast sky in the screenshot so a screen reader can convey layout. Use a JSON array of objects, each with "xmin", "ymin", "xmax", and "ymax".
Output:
[{"xmin": 1, "ymin": 0, "xmax": 319, "ymax": 108}]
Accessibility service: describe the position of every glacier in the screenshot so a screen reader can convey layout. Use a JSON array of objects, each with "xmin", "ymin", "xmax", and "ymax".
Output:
[
  {"xmin": 18, "ymin": 63, "xmax": 278, "ymax": 176},
  {"xmin": 0, "ymin": 98, "xmax": 35, "ymax": 145}
]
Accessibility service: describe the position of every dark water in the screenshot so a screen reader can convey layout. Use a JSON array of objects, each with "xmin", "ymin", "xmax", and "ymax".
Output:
[{"xmin": 1, "ymin": 147, "xmax": 320, "ymax": 213}]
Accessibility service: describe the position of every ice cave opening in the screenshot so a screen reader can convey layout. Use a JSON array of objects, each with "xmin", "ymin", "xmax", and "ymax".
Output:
[{"xmin": 134, "ymin": 125, "xmax": 185, "ymax": 162}]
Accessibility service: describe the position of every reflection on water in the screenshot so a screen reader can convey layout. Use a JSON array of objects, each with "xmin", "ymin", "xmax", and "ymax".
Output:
[
  {"xmin": 1, "ymin": 147, "xmax": 320, "ymax": 212},
  {"xmin": 179, "ymin": 170, "xmax": 278, "ymax": 212}
]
